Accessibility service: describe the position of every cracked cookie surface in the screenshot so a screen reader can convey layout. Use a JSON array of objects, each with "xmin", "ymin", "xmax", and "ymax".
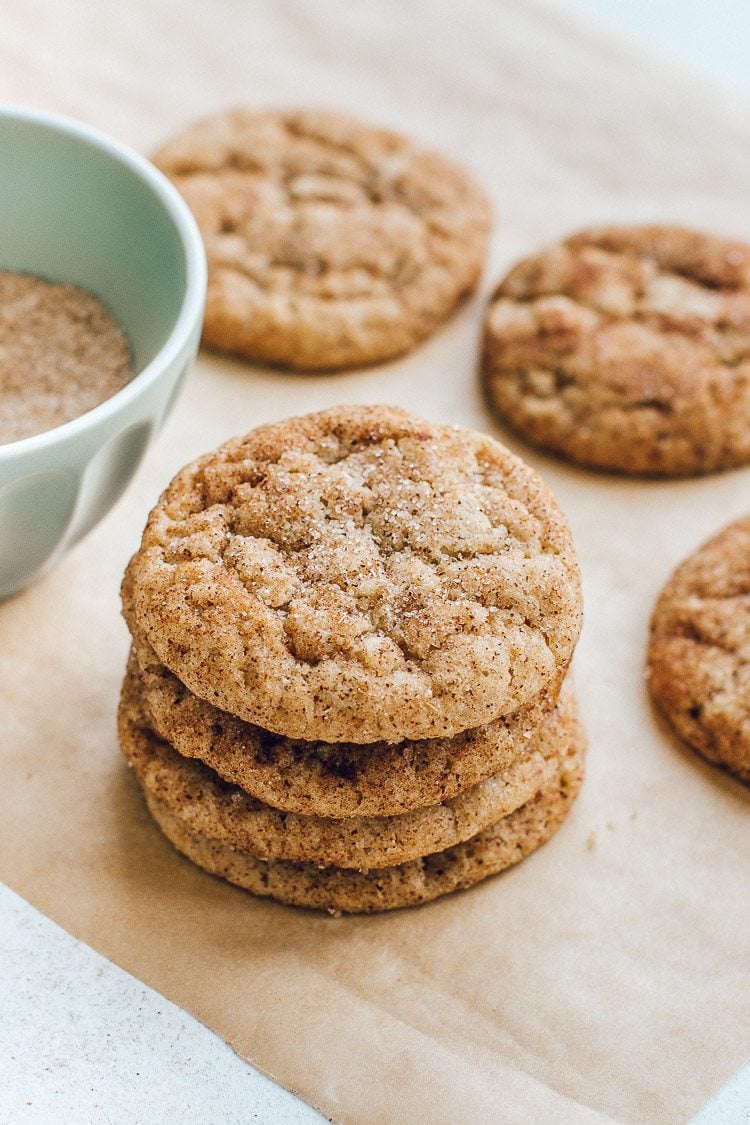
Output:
[
  {"xmin": 119, "ymin": 652, "xmax": 578, "ymax": 869},
  {"xmin": 648, "ymin": 516, "xmax": 750, "ymax": 784},
  {"xmin": 482, "ymin": 225, "xmax": 750, "ymax": 476},
  {"xmin": 153, "ymin": 108, "xmax": 491, "ymax": 370},
  {"xmin": 124, "ymin": 405, "xmax": 582, "ymax": 743}
]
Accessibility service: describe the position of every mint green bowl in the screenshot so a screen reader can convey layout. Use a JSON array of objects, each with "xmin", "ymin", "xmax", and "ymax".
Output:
[{"xmin": 0, "ymin": 106, "xmax": 207, "ymax": 600}]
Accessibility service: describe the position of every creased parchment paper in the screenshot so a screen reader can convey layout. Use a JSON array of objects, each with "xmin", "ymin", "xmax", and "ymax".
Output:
[{"xmin": 2, "ymin": 2, "xmax": 750, "ymax": 1121}]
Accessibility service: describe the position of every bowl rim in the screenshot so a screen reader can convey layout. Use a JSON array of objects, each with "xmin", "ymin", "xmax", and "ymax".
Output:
[{"xmin": 0, "ymin": 104, "xmax": 207, "ymax": 457}]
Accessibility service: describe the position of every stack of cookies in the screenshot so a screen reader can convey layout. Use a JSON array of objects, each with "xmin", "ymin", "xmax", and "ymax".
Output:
[{"xmin": 119, "ymin": 405, "xmax": 585, "ymax": 913}]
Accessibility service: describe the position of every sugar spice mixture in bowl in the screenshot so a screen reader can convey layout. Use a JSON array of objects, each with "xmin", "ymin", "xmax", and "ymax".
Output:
[{"xmin": 0, "ymin": 270, "xmax": 134, "ymax": 446}]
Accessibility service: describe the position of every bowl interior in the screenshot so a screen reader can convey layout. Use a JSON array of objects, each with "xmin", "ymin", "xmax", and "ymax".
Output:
[{"xmin": 0, "ymin": 113, "xmax": 187, "ymax": 372}]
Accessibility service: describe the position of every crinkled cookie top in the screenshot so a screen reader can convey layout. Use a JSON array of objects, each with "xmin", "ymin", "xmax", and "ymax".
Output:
[
  {"xmin": 125, "ymin": 405, "xmax": 582, "ymax": 743},
  {"xmin": 153, "ymin": 108, "xmax": 491, "ymax": 370},
  {"xmin": 483, "ymin": 225, "xmax": 750, "ymax": 475}
]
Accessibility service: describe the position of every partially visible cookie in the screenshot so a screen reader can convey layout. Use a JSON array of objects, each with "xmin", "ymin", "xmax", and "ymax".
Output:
[
  {"xmin": 139, "ymin": 733, "xmax": 585, "ymax": 914},
  {"xmin": 153, "ymin": 108, "xmax": 491, "ymax": 370},
  {"xmin": 648, "ymin": 516, "xmax": 750, "ymax": 783},
  {"xmin": 124, "ymin": 405, "xmax": 582, "ymax": 744},
  {"xmin": 482, "ymin": 225, "xmax": 750, "ymax": 476},
  {"xmin": 131, "ymin": 626, "xmax": 566, "ymax": 818},
  {"xmin": 119, "ymin": 651, "xmax": 579, "ymax": 869}
]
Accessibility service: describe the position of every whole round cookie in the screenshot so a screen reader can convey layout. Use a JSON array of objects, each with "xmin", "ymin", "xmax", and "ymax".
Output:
[
  {"xmin": 482, "ymin": 225, "xmax": 750, "ymax": 476},
  {"xmin": 119, "ymin": 652, "xmax": 578, "ymax": 869},
  {"xmin": 648, "ymin": 516, "xmax": 750, "ymax": 783},
  {"xmin": 152, "ymin": 108, "xmax": 491, "ymax": 370},
  {"xmin": 124, "ymin": 405, "xmax": 582, "ymax": 744},
  {"xmin": 139, "ymin": 734, "xmax": 585, "ymax": 914}
]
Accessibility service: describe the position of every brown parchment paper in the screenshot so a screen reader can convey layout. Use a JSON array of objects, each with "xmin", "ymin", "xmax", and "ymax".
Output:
[{"xmin": 2, "ymin": 1, "xmax": 750, "ymax": 1121}]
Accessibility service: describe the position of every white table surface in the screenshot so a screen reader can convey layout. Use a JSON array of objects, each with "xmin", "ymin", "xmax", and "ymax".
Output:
[{"xmin": 3, "ymin": 3, "xmax": 749, "ymax": 1122}]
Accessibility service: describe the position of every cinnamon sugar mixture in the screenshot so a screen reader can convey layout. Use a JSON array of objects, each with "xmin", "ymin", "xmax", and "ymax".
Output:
[{"xmin": 0, "ymin": 270, "xmax": 133, "ymax": 443}]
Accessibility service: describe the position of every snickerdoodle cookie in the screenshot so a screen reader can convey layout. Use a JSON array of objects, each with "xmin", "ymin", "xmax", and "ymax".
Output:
[
  {"xmin": 127, "ymin": 618, "xmax": 566, "ymax": 818},
  {"xmin": 648, "ymin": 516, "xmax": 750, "ymax": 784},
  {"xmin": 119, "ymin": 652, "xmax": 578, "ymax": 869},
  {"xmin": 141, "ymin": 736, "xmax": 585, "ymax": 913},
  {"xmin": 124, "ymin": 405, "xmax": 582, "ymax": 744},
  {"xmin": 153, "ymin": 108, "xmax": 491, "ymax": 370},
  {"xmin": 482, "ymin": 225, "xmax": 750, "ymax": 476}
]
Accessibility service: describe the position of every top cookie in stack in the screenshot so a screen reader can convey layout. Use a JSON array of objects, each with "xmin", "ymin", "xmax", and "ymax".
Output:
[{"xmin": 120, "ymin": 405, "xmax": 584, "ymax": 912}]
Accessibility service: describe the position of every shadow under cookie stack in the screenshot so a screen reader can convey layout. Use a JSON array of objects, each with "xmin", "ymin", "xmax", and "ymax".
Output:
[{"xmin": 119, "ymin": 405, "xmax": 585, "ymax": 913}]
